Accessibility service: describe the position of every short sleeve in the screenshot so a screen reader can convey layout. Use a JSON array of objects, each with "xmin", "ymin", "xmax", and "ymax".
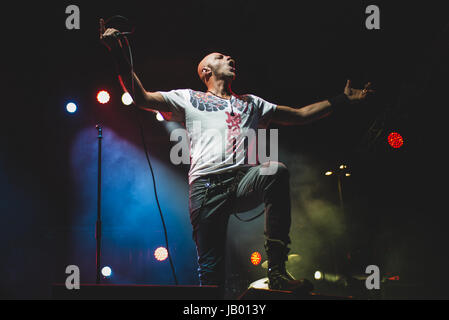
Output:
[
  {"xmin": 252, "ymin": 95, "xmax": 278, "ymax": 128},
  {"xmin": 158, "ymin": 89, "xmax": 190, "ymax": 122}
]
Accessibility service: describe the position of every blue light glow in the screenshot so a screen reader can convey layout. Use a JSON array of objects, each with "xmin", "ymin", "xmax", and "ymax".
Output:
[
  {"xmin": 101, "ymin": 266, "xmax": 112, "ymax": 277},
  {"xmin": 66, "ymin": 102, "xmax": 77, "ymax": 113},
  {"xmin": 69, "ymin": 127, "xmax": 196, "ymax": 284}
]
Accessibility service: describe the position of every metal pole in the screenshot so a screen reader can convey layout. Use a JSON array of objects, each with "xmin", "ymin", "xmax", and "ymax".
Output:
[
  {"xmin": 337, "ymin": 174, "xmax": 344, "ymax": 209},
  {"xmin": 95, "ymin": 125, "xmax": 103, "ymax": 284}
]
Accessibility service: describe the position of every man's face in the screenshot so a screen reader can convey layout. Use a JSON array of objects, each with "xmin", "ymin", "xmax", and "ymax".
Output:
[{"xmin": 201, "ymin": 52, "xmax": 236, "ymax": 81}]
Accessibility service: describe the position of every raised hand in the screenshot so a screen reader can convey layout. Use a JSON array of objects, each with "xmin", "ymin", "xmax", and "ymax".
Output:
[
  {"xmin": 99, "ymin": 18, "xmax": 123, "ymax": 51},
  {"xmin": 344, "ymin": 80, "xmax": 375, "ymax": 102}
]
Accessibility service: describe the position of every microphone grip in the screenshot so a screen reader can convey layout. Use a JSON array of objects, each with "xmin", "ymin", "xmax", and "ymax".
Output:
[{"xmin": 113, "ymin": 31, "xmax": 131, "ymax": 38}]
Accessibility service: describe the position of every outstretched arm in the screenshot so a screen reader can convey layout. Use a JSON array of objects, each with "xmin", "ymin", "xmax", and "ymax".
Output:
[
  {"xmin": 99, "ymin": 19, "xmax": 170, "ymax": 113},
  {"xmin": 271, "ymin": 80, "xmax": 374, "ymax": 126}
]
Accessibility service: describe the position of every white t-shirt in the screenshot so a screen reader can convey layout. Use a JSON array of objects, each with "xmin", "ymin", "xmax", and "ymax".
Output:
[{"xmin": 159, "ymin": 89, "xmax": 277, "ymax": 184}]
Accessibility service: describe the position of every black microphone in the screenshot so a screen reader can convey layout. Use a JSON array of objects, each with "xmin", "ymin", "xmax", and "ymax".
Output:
[
  {"xmin": 111, "ymin": 31, "xmax": 133, "ymax": 40},
  {"xmin": 113, "ymin": 31, "xmax": 133, "ymax": 37}
]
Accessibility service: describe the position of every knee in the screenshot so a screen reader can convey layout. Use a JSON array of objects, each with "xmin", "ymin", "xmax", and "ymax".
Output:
[
  {"xmin": 275, "ymin": 162, "xmax": 289, "ymax": 177},
  {"xmin": 260, "ymin": 161, "xmax": 289, "ymax": 179}
]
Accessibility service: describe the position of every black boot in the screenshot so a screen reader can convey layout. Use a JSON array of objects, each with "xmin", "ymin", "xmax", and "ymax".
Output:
[{"xmin": 264, "ymin": 239, "xmax": 314, "ymax": 294}]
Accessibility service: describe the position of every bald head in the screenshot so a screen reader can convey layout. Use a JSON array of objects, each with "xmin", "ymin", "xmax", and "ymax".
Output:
[
  {"xmin": 197, "ymin": 53, "xmax": 217, "ymax": 84},
  {"xmin": 197, "ymin": 52, "xmax": 236, "ymax": 86}
]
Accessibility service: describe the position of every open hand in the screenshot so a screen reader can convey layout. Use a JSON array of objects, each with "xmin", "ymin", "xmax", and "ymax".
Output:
[{"xmin": 344, "ymin": 80, "xmax": 375, "ymax": 102}]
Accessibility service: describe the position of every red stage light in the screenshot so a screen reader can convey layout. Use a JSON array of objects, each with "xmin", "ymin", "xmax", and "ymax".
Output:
[
  {"xmin": 250, "ymin": 252, "xmax": 262, "ymax": 266},
  {"xmin": 97, "ymin": 90, "xmax": 110, "ymax": 104},
  {"xmin": 154, "ymin": 247, "xmax": 168, "ymax": 262},
  {"xmin": 388, "ymin": 132, "xmax": 404, "ymax": 149}
]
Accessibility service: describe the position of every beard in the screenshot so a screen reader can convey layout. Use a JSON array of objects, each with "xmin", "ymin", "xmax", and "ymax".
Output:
[{"xmin": 213, "ymin": 67, "xmax": 236, "ymax": 81}]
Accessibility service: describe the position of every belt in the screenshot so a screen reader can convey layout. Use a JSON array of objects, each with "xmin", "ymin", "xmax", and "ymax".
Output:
[
  {"xmin": 195, "ymin": 168, "xmax": 263, "ymax": 222},
  {"xmin": 206, "ymin": 169, "xmax": 246, "ymax": 190},
  {"xmin": 196, "ymin": 169, "xmax": 247, "ymax": 211}
]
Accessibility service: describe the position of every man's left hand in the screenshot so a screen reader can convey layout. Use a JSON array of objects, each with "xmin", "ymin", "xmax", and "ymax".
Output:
[{"xmin": 344, "ymin": 80, "xmax": 375, "ymax": 102}]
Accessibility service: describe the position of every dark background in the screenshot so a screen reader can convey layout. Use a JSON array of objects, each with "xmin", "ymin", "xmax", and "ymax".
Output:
[{"xmin": 0, "ymin": 0, "xmax": 447, "ymax": 299}]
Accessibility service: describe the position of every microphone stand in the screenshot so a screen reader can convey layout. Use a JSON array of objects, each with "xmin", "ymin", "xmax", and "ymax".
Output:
[{"xmin": 95, "ymin": 125, "xmax": 103, "ymax": 284}]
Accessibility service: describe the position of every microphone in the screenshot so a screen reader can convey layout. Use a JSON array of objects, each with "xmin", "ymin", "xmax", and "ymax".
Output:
[
  {"xmin": 100, "ymin": 18, "xmax": 132, "ymax": 39},
  {"xmin": 113, "ymin": 31, "xmax": 133, "ymax": 38}
]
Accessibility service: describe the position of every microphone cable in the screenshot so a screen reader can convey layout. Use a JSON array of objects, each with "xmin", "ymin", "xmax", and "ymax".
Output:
[{"xmin": 104, "ymin": 15, "xmax": 178, "ymax": 285}]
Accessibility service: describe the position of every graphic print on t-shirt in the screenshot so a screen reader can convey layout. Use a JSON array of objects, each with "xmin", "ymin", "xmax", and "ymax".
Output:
[
  {"xmin": 188, "ymin": 90, "xmax": 251, "ymax": 158},
  {"xmin": 225, "ymin": 111, "xmax": 242, "ymax": 154},
  {"xmin": 159, "ymin": 89, "xmax": 277, "ymax": 183},
  {"xmin": 188, "ymin": 90, "xmax": 260, "ymax": 170},
  {"xmin": 188, "ymin": 90, "xmax": 252, "ymax": 113},
  {"xmin": 189, "ymin": 90, "xmax": 227, "ymax": 112}
]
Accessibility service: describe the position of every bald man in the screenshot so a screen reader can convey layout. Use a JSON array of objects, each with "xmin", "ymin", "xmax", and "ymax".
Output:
[{"xmin": 101, "ymin": 25, "xmax": 373, "ymax": 295}]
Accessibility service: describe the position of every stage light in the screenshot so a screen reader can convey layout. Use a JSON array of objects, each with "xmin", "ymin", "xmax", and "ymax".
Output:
[
  {"xmin": 101, "ymin": 266, "xmax": 112, "ymax": 277},
  {"xmin": 388, "ymin": 132, "xmax": 404, "ymax": 149},
  {"xmin": 155, "ymin": 112, "xmax": 165, "ymax": 122},
  {"xmin": 154, "ymin": 247, "xmax": 168, "ymax": 262},
  {"xmin": 121, "ymin": 92, "xmax": 133, "ymax": 106},
  {"xmin": 314, "ymin": 271, "xmax": 347, "ymax": 285},
  {"xmin": 66, "ymin": 102, "xmax": 77, "ymax": 113},
  {"xmin": 325, "ymin": 171, "xmax": 333, "ymax": 176},
  {"xmin": 345, "ymin": 173, "xmax": 351, "ymax": 177},
  {"xmin": 249, "ymin": 278, "xmax": 269, "ymax": 289},
  {"xmin": 250, "ymin": 252, "xmax": 262, "ymax": 266},
  {"xmin": 97, "ymin": 90, "xmax": 110, "ymax": 104}
]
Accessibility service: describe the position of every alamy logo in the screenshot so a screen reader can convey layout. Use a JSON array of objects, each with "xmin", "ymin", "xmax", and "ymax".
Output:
[
  {"xmin": 365, "ymin": 265, "xmax": 380, "ymax": 290},
  {"xmin": 65, "ymin": 5, "xmax": 80, "ymax": 30},
  {"xmin": 365, "ymin": 5, "xmax": 380, "ymax": 30},
  {"xmin": 65, "ymin": 265, "xmax": 80, "ymax": 290},
  {"xmin": 169, "ymin": 121, "xmax": 279, "ymax": 175}
]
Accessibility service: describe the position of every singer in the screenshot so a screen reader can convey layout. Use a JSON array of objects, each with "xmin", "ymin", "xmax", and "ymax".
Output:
[{"xmin": 100, "ymin": 21, "xmax": 373, "ymax": 295}]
